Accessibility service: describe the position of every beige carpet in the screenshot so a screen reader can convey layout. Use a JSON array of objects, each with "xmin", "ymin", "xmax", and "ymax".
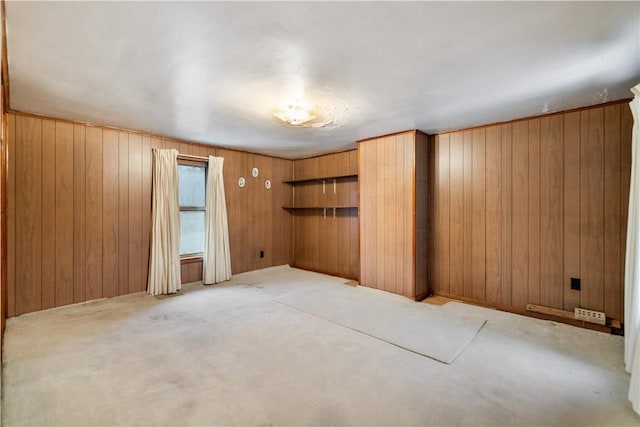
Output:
[
  {"xmin": 2, "ymin": 265, "xmax": 638, "ymax": 426},
  {"xmin": 276, "ymin": 285, "xmax": 485, "ymax": 363}
]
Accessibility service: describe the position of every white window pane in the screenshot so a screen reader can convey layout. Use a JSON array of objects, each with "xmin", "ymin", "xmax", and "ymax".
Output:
[
  {"xmin": 180, "ymin": 211, "xmax": 205, "ymax": 255},
  {"xmin": 178, "ymin": 164, "xmax": 206, "ymax": 208}
]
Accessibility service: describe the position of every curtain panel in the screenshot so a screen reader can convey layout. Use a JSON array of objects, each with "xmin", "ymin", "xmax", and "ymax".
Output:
[
  {"xmin": 147, "ymin": 148, "xmax": 182, "ymax": 296},
  {"xmin": 203, "ymin": 156, "xmax": 232, "ymax": 284},
  {"xmin": 625, "ymin": 84, "xmax": 640, "ymax": 415}
]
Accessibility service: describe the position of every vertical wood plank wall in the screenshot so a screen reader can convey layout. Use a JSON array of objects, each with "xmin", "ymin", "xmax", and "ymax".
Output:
[
  {"xmin": 359, "ymin": 131, "xmax": 429, "ymax": 300},
  {"xmin": 7, "ymin": 112, "xmax": 293, "ymax": 316},
  {"xmin": 429, "ymin": 101, "xmax": 632, "ymax": 322},
  {"xmin": 291, "ymin": 150, "xmax": 359, "ymax": 279}
]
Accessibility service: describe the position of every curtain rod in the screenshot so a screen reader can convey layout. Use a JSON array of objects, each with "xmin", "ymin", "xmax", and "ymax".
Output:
[{"xmin": 177, "ymin": 153, "xmax": 209, "ymax": 162}]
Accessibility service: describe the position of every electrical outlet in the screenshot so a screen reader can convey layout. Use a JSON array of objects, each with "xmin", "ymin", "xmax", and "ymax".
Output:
[
  {"xmin": 260, "ymin": 250, "xmax": 264, "ymax": 258},
  {"xmin": 574, "ymin": 308, "xmax": 606, "ymax": 325}
]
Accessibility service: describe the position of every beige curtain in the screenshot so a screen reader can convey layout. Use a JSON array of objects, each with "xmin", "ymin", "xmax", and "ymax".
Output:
[
  {"xmin": 625, "ymin": 83, "xmax": 640, "ymax": 415},
  {"xmin": 203, "ymin": 156, "xmax": 232, "ymax": 284},
  {"xmin": 147, "ymin": 148, "xmax": 182, "ymax": 296}
]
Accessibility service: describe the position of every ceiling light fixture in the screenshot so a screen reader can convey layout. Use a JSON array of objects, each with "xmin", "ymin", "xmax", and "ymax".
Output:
[{"xmin": 273, "ymin": 100, "xmax": 316, "ymax": 126}]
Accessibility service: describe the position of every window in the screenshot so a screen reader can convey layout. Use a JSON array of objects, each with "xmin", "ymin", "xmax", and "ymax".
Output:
[{"xmin": 178, "ymin": 161, "xmax": 206, "ymax": 257}]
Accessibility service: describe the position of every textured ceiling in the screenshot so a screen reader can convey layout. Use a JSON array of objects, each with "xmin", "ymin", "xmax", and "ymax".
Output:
[{"xmin": 5, "ymin": 1, "xmax": 640, "ymax": 158}]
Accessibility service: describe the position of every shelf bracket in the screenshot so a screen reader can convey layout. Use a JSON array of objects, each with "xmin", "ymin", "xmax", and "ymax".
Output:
[
  {"xmin": 333, "ymin": 207, "xmax": 336, "ymax": 219},
  {"xmin": 333, "ymin": 179, "xmax": 337, "ymax": 194},
  {"xmin": 323, "ymin": 207, "xmax": 326, "ymax": 218},
  {"xmin": 322, "ymin": 179, "xmax": 326, "ymax": 194}
]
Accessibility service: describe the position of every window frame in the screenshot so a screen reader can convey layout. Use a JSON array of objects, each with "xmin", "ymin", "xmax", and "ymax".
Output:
[{"xmin": 177, "ymin": 157, "xmax": 208, "ymax": 260}]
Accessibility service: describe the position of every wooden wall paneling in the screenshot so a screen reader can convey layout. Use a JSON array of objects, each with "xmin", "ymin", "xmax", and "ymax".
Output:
[
  {"xmin": 54, "ymin": 122, "xmax": 74, "ymax": 307},
  {"xmin": 271, "ymin": 158, "xmax": 292, "ymax": 267},
  {"xmin": 180, "ymin": 263, "xmax": 189, "ymax": 284},
  {"xmin": 527, "ymin": 119, "xmax": 541, "ymax": 306},
  {"xmin": 511, "ymin": 121, "xmax": 529, "ymax": 308},
  {"xmin": 85, "ymin": 127, "xmax": 103, "ymax": 301},
  {"xmin": 6, "ymin": 113, "xmax": 14, "ymax": 316},
  {"xmin": 485, "ymin": 125, "xmax": 502, "ymax": 304},
  {"xmin": 349, "ymin": 208, "xmax": 359, "ymax": 279},
  {"xmin": 603, "ymin": 105, "xmax": 621, "ymax": 320},
  {"xmin": 294, "ymin": 156, "xmax": 319, "ymax": 181},
  {"xmin": 620, "ymin": 105, "xmax": 633, "ymax": 321},
  {"xmin": 251, "ymin": 155, "xmax": 273, "ymax": 270},
  {"xmin": 374, "ymin": 137, "xmax": 386, "ymax": 290},
  {"xmin": 348, "ymin": 149, "xmax": 358, "ymax": 175},
  {"xmin": 321, "ymin": 208, "xmax": 339, "ymax": 275},
  {"xmin": 563, "ymin": 112, "xmax": 581, "ymax": 312},
  {"xmin": 188, "ymin": 261, "xmax": 202, "ymax": 283},
  {"xmin": 449, "ymin": 132, "xmax": 464, "ymax": 297},
  {"xmin": 471, "ymin": 128, "xmax": 486, "ymax": 300},
  {"xmin": 414, "ymin": 132, "xmax": 429, "ymax": 299},
  {"xmin": 402, "ymin": 133, "xmax": 415, "ymax": 298},
  {"xmin": 294, "ymin": 182, "xmax": 319, "ymax": 208},
  {"xmin": 540, "ymin": 115, "xmax": 564, "ymax": 309},
  {"xmin": 427, "ymin": 135, "xmax": 436, "ymax": 294},
  {"xmin": 382, "ymin": 136, "xmax": 395, "ymax": 293},
  {"xmin": 358, "ymin": 141, "xmax": 375, "ymax": 286},
  {"xmin": 73, "ymin": 124, "xmax": 86, "ymax": 303},
  {"xmin": 580, "ymin": 108, "xmax": 605, "ymax": 312},
  {"xmin": 462, "ymin": 130, "xmax": 473, "ymax": 298},
  {"xmin": 15, "ymin": 115, "xmax": 42, "ymax": 314},
  {"xmin": 220, "ymin": 149, "xmax": 249, "ymax": 274},
  {"xmin": 294, "ymin": 210, "xmax": 319, "ymax": 270},
  {"xmin": 41, "ymin": 120, "xmax": 56, "ymax": 309},
  {"xmin": 162, "ymin": 138, "xmax": 180, "ymax": 151},
  {"xmin": 394, "ymin": 135, "xmax": 406, "ymax": 295},
  {"xmin": 128, "ymin": 133, "xmax": 143, "ymax": 292},
  {"xmin": 118, "ymin": 132, "xmax": 129, "ymax": 295},
  {"xmin": 436, "ymin": 134, "xmax": 450, "ymax": 294},
  {"xmin": 102, "ymin": 130, "xmax": 119, "ymax": 298},
  {"xmin": 335, "ymin": 210, "xmax": 348, "ymax": 276},
  {"xmin": 500, "ymin": 123, "xmax": 513, "ymax": 306}
]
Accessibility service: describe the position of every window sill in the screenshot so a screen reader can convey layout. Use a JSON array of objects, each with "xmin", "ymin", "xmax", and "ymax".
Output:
[{"xmin": 181, "ymin": 255, "xmax": 203, "ymax": 264}]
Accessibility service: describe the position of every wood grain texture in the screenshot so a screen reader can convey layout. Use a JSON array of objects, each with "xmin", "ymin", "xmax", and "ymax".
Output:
[
  {"xmin": 102, "ymin": 130, "xmax": 119, "ymax": 298},
  {"xmin": 15, "ymin": 115, "xmax": 42, "ymax": 314},
  {"xmin": 527, "ymin": 119, "xmax": 541, "ymax": 306},
  {"xmin": 435, "ymin": 134, "xmax": 450, "ymax": 294},
  {"xmin": 539, "ymin": 115, "xmax": 563, "ymax": 309},
  {"xmin": 510, "ymin": 121, "xmax": 529, "ymax": 308},
  {"xmin": 7, "ymin": 114, "xmax": 294, "ymax": 314},
  {"xmin": 603, "ymin": 105, "xmax": 621, "ymax": 320},
  {"xmin": 563, "ymin": 112, "xmax": 581, "ymax": 311},
  {"xmin": 581, "ymin": 108, "xmax": 605, "ymax": 312},
  {"xmin": 462, "ymin": 130, "xmax": 473, "ymax": 298},
  {"xmin": 358, "ymin": 131, "xmax": 425, "ymax": 299},
  {"xmin": 85, "ymin": 127, "xmax": 103, "ymax": 301},
  {"xmin": 128, "ymin": 133, "xmax": 143, "ymax": 292},
  {"xmin": 414, "ymin": 132, "xmax": 429, "ymax": 299},
  {"xmin": 449, "ymin": 132, "xmax": 464, "ymax": 297},
  {"xmin": 7, "ymin": 113, "xmax": 15, "ymax": 316},
  {"xmin": 118, "ymin": 132, "xmax": 129, "ymax": 295},
  {"xmin": 73, "ymin": 124, "xmax": 86, "ymax": 303},
  {"xmin": 485, "ymin": 125, "xmax": 502, "ymax": 304},
  {"xmin": 426, "ymin": 100, "xmax": 630, "ymax": 321},
  {"xmin": 471, "ymin": 128, "xmax": 486, "ymax": 300},
  {"xmin": 55, "ymin": 122, "xmax": 74, "ymax": 307},
  {"xmin": 291, "ymin": 150, "xmax": 356, "ymax": 278},
  {"xmin": 41, "ymin": 120, "xmax": 56, "ymax": 310},
  {"xmin": 500, "ymin": 123, "xmax": 513, "ymax": 306}
]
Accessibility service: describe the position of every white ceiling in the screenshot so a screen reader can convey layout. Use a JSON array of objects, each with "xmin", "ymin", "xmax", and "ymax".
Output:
[{"xmin": 5, "ymin": 1, "xmax": 640, "ymax": 158}]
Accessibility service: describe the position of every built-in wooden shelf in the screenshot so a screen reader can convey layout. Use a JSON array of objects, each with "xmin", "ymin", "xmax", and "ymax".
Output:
[
  {"xmin": 282, "ymin": 205, "xmax": 357, "ymax": 210},
  {"xmin": 283, "ymin": 173, "xmax": 357, "ymax": 185}
]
